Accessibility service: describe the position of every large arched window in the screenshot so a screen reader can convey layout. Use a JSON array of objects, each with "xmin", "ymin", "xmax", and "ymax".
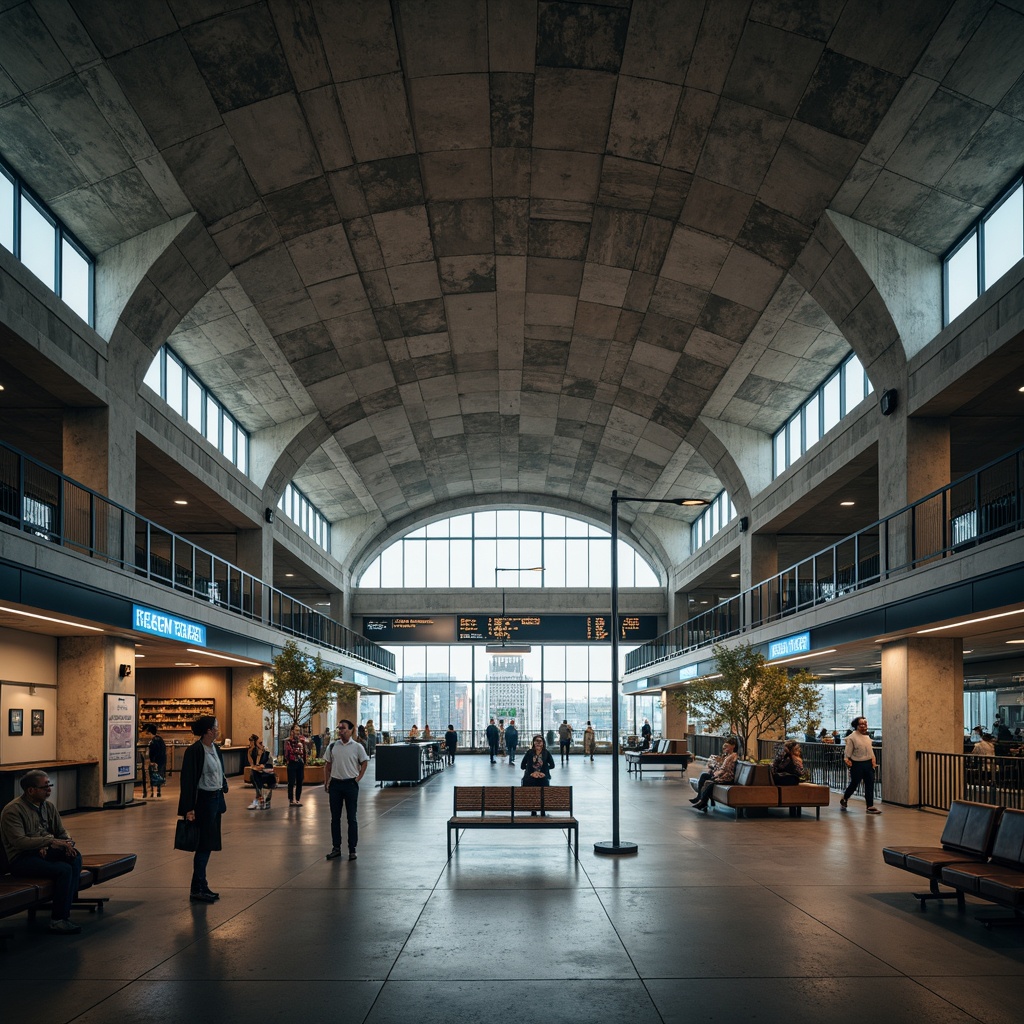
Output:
[{"xmin": 357, "ymin": 510, "xmax": 660, "ymax": 587}]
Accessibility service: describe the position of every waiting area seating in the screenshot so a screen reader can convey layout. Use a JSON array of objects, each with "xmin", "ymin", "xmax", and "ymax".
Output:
[
  {"xmin": 689, "ymin": 762, "xmax": 830, "ymax": 818},
  {"xmin": 883, "ymin": 800, "xmax": 1024, "ymax": 924},
  {"xmin": 625, "ymin": 738, "xmax": 693, "ymax": 776},
  {"xmin": 0, "ymin": 843, "xmax": 137, "ymax": 931},
  {"xmin": 447, "ymin": 785, "xmax": 578, "ymax": 859}
]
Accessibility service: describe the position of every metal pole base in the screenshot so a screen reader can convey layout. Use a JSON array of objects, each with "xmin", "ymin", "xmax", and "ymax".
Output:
[{"xmin": 594, "ymin": 840, "xmax": 639, "ymax": 856}]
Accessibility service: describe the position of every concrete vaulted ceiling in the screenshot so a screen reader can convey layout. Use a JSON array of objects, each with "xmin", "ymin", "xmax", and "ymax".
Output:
[{"xmin": 2, "ymin": 0, "xmax": 1024, "ymax": 541}]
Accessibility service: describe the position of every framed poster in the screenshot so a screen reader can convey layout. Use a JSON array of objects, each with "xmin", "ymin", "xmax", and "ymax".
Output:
[
  {"xmin": 8, "ymin": 708, "xmax": 23, "ymax": 735},
  {"xmin": 104, "ymin": 692, "xmax": 137, "ymax": 785},
  {"xmin": 31, "ymin": 709, "xmax": 44, "ymax": 735}
]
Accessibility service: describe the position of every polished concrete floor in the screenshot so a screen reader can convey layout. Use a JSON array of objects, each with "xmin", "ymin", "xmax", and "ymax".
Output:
[{"xmin": 2, "ymin": 754, "xmax": 1022, "ymax": 1023}]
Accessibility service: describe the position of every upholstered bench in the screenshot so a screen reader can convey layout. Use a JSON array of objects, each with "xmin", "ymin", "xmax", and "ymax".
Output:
[
  {"xmin": 882, "ymin": 799, "xmax": 1001, "ymax": 909},
  {"xmin": 689, "ymin": 762, "xmax": 829, "ymax": 818}
]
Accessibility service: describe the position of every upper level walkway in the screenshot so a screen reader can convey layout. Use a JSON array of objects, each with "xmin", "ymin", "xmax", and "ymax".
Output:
[{"xmin": 2, "ymin": 755, "xmax": 1017, "ymax": 1022}]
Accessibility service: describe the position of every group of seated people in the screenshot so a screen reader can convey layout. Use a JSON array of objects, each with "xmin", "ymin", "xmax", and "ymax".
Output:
[{"xmin": 689, "ymin": 738, "xmax": 805, "ymax": 814}]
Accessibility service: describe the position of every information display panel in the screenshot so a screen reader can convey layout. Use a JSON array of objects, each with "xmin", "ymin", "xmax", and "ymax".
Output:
[
  {"xmin": 362, "ymin": 614, "xmax": 658, "ymax": 644},
  {"xmin": 455, "ymin": 614, "xmax": 659, "ymax": 643}
]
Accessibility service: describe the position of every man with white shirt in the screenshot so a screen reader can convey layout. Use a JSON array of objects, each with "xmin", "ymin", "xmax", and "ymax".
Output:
[{"xmin": 323, "ymin": 719, "xmax": 369, "ymax": 861}]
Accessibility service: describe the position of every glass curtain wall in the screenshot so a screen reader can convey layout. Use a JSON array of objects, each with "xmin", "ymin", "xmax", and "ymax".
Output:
[{"xmin": 379, "ymin": 643, "xmax": 630, "ymax": 748}]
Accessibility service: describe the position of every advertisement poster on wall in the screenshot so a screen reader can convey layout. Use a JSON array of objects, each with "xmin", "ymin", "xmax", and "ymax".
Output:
[{"xmin": 104, "ymin": 692, "xmax": 137, "ymax": 786}]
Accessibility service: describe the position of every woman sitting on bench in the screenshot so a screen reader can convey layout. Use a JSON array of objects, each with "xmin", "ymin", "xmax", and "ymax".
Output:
[
  {"xmin": 521, "ymin": 735, "xmax": 556, "ymax": 801},
  {"xmin": 690, "ymin": 737, "xmax": 738, "ymax": 812}
]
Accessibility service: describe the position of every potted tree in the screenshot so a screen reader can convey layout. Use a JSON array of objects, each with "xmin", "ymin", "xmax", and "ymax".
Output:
[
  {"xmin": 246, "ymin": 640, "xmax": 358, "ymax": 782},
  {"xmin": 670, "ymin": 642, "xmax": 820, "ymax": 761}
]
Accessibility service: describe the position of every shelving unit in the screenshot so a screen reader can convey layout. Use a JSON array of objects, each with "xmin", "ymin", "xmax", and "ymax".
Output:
[{"xmin": 139, "ymin": 697, "xmax": 215, "ymax": 733}]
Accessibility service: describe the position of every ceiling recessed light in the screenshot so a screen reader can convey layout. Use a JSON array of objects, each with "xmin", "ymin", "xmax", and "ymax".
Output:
[
  {"xmin": 1006, "ymin": 640, "xmax": 1024, "ymax": 645},
  {"xmin": 1019, "ymin": 386, "xmax": 1024, "ymax": 393},
  {"xmin": 174, "ymin": 662, "xmax": 196, "ymax": 667},
  {"xmin": 285, "ymin": 572, "xmax": 294, "ymax": 577},
  {"xmin": 840, "ymin": 501, "xmax": 855, "ymax": 507},
  {"xmin": 730, "ymin": 573, "xmax": 740, "ymax": 578},
  {"xmin": 830, "ymin": 667, "xmax": 856, "ymax": 672},
  {"xmin": 135, "ymin": 654, "xmax": 145, "ymax": 658},
  {"xmin": 174, "ymin": 499, "xmax": 188, "ymax": 505}
]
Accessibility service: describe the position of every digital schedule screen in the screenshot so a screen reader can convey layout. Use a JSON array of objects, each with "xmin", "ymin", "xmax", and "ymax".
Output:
[
  {"xmin": 456, "ymin": 614, "xmax": 659, "ymax": 643},
  {"xmin": 362, "ymin": 614, "xmax": 658, "ymax": 644}
]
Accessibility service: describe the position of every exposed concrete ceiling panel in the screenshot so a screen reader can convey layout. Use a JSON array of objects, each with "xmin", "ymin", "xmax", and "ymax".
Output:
[{"xmin": 2, "ymin": 0, "xmax": 1021, "ymax": 533}]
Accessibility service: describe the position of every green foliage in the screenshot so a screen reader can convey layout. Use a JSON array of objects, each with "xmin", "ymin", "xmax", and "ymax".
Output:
[
  {"xmin": 247, "ymin": 640, "xmax": 343, "ymax": 727},
  {"xmin": 669, "ymin": 642, "xmax": 820, "ymax": 757}
]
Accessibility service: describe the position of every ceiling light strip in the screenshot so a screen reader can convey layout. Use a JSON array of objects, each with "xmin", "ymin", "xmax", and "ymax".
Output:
[
  {"xmin": 917, "ymin": 609, "xmax": 1024, "ymax": 634},
  {"xmin": 186, "ymin": 648, "xmax": 262, "ymax": 666},
  {"xmin": 0, "ymin": 606, "xmax": 103, "ymax": 631}
]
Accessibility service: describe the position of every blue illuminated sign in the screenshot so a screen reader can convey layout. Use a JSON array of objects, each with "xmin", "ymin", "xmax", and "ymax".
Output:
[
  {"xmin": 132, "ymin": 605, "xmax": 206, "ymax": 646},
  {"xmin": 768, "ymin": 632, "xmax": 810, "ymax": 660}
]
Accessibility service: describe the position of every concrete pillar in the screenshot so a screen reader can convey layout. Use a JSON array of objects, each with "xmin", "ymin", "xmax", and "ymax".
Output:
[
  {"xmin": 236, "ymin": 526, "xmax": 272, "ymax": 583},
  {"xmin": 880, "ymin": 636, "xmax": 963, "ymax": 807},
  {"xmin": 57, "ymin": 635, "xmax": 136, "ymax": 809},
  {"xmin": 663, "ymin": 691, "xmax": 687, "ymax": 740},
  {"xmin": 742, "ymin": 532, "xmax": 777, "ymax": 624},
  {"xmin": 330, "ymin": 590, "xmax": 346, "ymax": 627},
  {"xmin": 230, "ymin": 667, "xmax": 264, "ymax": 749},
  {"xmin": 63, "ymin": 403, "xmax": 136, "ymax": 510}
]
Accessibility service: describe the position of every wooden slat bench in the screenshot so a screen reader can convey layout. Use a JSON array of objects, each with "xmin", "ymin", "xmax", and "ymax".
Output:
[{"xmin": 447, "ymin": 786, "xmax": 579, "ymax": 859}]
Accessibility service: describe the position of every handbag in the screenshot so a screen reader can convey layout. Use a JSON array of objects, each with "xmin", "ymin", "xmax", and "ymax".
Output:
[
  {"xmin": 174, "ymin": 817, "xmax": 199, "ymax": 852},
  {"xmin": 149, "ymin": 765, "xmax": 166, "ymax": 786}
]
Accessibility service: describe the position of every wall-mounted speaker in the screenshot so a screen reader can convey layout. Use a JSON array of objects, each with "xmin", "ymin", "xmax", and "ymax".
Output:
[
  {"xmin": 880, "ymin": 389, "xmax": 898, "ymax": 416},
  {"xmin": 739, "ymin": 516, "xmax": 749, "ymax": 533},
  {"xmin": 118, "ymin": 664, "xmax": 132, "ymax": 678},
  {"xmin": 264, "ymin": 507, "xmax": 275, "ymax": 523}
]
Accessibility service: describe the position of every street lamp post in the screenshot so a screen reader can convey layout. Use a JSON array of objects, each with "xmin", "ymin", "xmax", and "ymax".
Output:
[{"xmin": 594, "ymin": 490, "xmax": 709, "ymax": 857}]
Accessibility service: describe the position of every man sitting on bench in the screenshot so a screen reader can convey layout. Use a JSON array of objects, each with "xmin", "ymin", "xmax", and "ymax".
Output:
[{"xmin": 1, "ymin": 769, "xmax": 83, "ymax": 933}]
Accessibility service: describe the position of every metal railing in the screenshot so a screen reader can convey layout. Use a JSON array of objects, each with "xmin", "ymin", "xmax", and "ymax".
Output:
[
  {"xmin": 918, "ymin": 751, "xmax": 1024, "ymax": 811},
  {"xmin": 628, "ymin": 444, "xmax": 1024, "ymax": 673},
  {"xmin": 0, "ymin": 441, "xmax": 394, "ymax": 674},
  {"xmin": 755, "ymin": 738, "xmax": 884, "ymax": 799}
]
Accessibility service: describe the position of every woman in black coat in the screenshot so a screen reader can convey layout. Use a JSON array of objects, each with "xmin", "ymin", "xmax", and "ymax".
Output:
[
  {"xmin": 177, "ymin": 715, "xmax": 228, "ymax": 903},
  {"xmin": 520, "ymin": 734, "xmax": 555, "ymax": 787}
]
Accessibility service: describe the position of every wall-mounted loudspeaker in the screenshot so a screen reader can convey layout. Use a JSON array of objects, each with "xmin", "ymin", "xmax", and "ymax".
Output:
[
  {"xmin": 118, "ymin": 664, "xmax": 132, "ymax": 678},
  {"xmin": 264, "ymin": 507, "xmax": 275, "ymax": 523},
  {"xmin": 739, "ymin": 517, "xmax": 749, "ymax": 533},
  {"xmin": 880, "ymin": 389, "xmax": 898, "ymax": 416}
]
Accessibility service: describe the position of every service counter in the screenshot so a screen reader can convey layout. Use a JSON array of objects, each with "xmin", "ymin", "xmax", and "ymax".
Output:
[{"xmin": 374, "ymin": 741, "xmax": 443, "ymax": 785}]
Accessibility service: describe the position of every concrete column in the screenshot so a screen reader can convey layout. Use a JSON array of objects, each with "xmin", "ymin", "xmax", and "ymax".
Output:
[
  {"xmin": 663, "ymin": 691, "xmax": 687, "ymax": 740},
  {"xmin": 742, "ymin": 532, "xmax": 777, "ymax": 623},
  {"xmin": 330, "ymin": 590, "xmax": 346, "ymax": 627},
  {"xmin": 236, "ymin": 526, "xmax": 272, "ymax": 582},
  {"xmin": 57, "ymin": 635, "xmax": 136, "ymax": 809},
  {"xmin": 230, "ymin": 667, "xmax": 264, "ymax": 748},
  {"xmin": 880, "ymin": 636, "xmax": 963, "ymax": 807},
  {"xmin": 337, "ymin": 690, "xmax": 359, "ymax": 728}
]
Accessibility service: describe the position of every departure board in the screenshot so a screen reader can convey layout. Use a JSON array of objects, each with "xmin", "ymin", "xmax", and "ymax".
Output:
[
  {"xmin": 362, "ymin": 614, "xmax": 658, "ymax": 644},
  {"xmin": 455, "ymin": 614, "xmax": 658, "ymax": 643}
]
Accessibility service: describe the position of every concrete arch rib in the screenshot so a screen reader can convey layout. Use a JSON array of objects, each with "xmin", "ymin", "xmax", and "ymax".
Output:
[
  {"xmin": 345, "ymin": 492, "xmax": 672, "ymax": 587},
  {"xmin": 689, "ymin": 417, "xmax": 771, "ymax": 514},
  {"xmin": 259, "ymin": 415, "xmax": 335, "ymax": 504},
  {"xmin": 101, "ymin": 213, "xmax": 231, "ymax": 392},
  {"xmin": 792, "ymin": 212, "xmax": 903, "ymax": 389}
]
